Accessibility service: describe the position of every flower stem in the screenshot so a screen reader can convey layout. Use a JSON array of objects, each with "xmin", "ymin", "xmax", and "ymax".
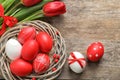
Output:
[
  {"xmin": 14, "ymin": 0, "xmax": 53, "ymax": 21},
  {"xmin": 20, "ymin": 10, "xmax": 44, "ymax": 22},
  {"xmin": 0, "ymin": 0, "xmax": 5, "ymax": 3},
  {"xmin": 10, "ymin": 8, "xmax": 22, "ymax": 16},
  {"xmin": 2, "ymin": 0, "xmax": 16, "ymax": 13},
  {"xmin": 5, "ymin": 1, "xmax": 21, "ymax": 16}
]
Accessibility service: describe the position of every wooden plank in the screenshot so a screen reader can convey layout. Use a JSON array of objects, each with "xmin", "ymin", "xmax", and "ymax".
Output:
[
  {"xmin": 1, "ymin": 0, "xmax": 120, "ymax": 79},
  {"xmin": 46, "ymin": 0, "xmax": 120, "ymax": 79}
]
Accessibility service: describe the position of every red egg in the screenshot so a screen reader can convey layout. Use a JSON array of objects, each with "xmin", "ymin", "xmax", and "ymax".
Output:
[
  {"xmin": 18, "ymin": 27, "xmax": 36, "ymax": 44},
  {"xmin": 10, "ymin": 59, "xmax": 32, "ymax": 77},
  {"xmin": 36, "ymin": 32, "xmax": 53, "ymax": 53},
  {"xmin": 33, "ymin": 53, "xmax": 50, "ymax": 74},
  {"xmin": 87, "ymin": 42, "xmax": 104, "ymax": 62},
  {"xmin": 21, "ymin": 40, "xmax": 39, "ymax": 61}
]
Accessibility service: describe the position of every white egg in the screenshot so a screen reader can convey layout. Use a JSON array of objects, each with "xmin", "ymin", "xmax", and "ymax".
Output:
[
  {"xmin": 5, "ymin": 39, "xmax": 22, "ymax": 60},
  {"xmin": 68, "ymin": 51, "xmax": 86, "ymax": 73}
]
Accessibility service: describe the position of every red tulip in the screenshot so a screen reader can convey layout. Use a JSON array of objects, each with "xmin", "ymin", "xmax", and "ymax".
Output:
[
  {"xmin": 87, "ymin": 42, "xmax": 104, "ymax": 62},
  {"xmin": 43, "ymin": 1, "xmax": 66, "ymax": 17},
  {"xmin": 21, "ymin": 0, "xmax": 42, "ymax": 7}
]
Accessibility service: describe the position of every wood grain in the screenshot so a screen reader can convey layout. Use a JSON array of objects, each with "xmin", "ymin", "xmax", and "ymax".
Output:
[
  {"xmin": 45, "ymin": 0, "xmax": 120, "ymax": 80},
  {"xmin": 1, "ymin": 0, "xmax": 120, "ymax": 79}
]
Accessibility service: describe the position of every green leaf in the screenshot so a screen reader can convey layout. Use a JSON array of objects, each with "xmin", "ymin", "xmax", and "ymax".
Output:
[
  {"xmin": 14, "ymin": 0, "xmax": 53, "ymax": 21},
  {"xmin": 5, "ymin": 0, "xmax": 21, "ymax": 15},
  {"xmin": 0, "ymin": 0, "xmax": 5, "ymax": 3},
  {"xmin": 21, "ymin": 10, "xmax": 44, "ymax": 22},
  {"xmin": 2, "ymin": 0, "xmax": 16, "ymax": 13}
]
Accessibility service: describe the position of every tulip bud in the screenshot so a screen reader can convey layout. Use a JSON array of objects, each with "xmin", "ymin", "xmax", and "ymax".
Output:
[
  {"xmin": 43, "ymin": 1, "xmax": 66, "ymax": 17},
  {"xmin": 21, "ymin": 0, "xmax": 42, "ymax": 7}
]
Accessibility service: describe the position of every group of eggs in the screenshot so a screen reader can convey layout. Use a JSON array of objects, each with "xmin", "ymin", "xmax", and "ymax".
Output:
[
  {"xmin": 4, "ymin": 26, "xmax": 104, "ymax": 77},
  {"xmin": 5, "ymin": 26, "xmax": 53, "ymax": 77},
  {"xmin": 68, "ymin": 42, "xmax": 104, "ymax": 73}
]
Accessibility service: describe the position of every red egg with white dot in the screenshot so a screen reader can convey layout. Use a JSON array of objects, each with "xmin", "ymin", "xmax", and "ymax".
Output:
[
  {"xmin": 87, "ymin": 42, "xmax": 104, "ymax": 62},
  {"xmin": 68, "ymin": 52, "xmax": 86, "ymax": 73}
]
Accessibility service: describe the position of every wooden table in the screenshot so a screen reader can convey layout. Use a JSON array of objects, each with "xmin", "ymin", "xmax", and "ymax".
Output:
[
  {"xmin": 1, "ymin": 0, "xmax": 120, "ymax": 79},
  {"xmin": 47, "ymin": 0, "xmax": 120, "ymax": 79}
]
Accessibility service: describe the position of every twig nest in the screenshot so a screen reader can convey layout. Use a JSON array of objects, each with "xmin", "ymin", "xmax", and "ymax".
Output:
[{"xmin": 0, "ymin": 20, "xmax": 66, "ymax": 80}]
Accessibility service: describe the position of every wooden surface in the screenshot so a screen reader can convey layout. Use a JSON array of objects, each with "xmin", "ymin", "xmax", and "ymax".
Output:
[
  {"xmin": 1, "ymin": 0, "xmax": 120, "ymax": 80},
  {"xmin": 45, "ymin": 0, "xmax": 120, "ymax": 80}
]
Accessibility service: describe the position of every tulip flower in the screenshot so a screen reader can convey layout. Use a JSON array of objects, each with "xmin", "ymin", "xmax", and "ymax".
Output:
[
  {"xmin": 21, "ymin": 0, "xmax": 42, "ymax": 7},
  {"xmin": 0, "ymin": 0, "xmax": 66, "ymax": 36},
  {"xmin": 0, "ymin": 0, "xmax": 53, "ymax": 36},
  {"xmin": 21, "ymin": 1, "xmax": 66, "ymax": 21},
  {"xmin": 43, "ymin": 1, "xmax": 66, "ymax": 17}
]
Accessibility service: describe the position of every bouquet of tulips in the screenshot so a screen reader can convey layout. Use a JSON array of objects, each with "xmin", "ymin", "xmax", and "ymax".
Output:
[{"xmin": 0, "ymin": 0, "xmax": 66, "ymax": 36}]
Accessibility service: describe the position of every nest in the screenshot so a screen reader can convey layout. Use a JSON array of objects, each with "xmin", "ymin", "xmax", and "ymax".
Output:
[{"xmin": 0, "ymin": 20, "xmax": 66, "ymax": 80}]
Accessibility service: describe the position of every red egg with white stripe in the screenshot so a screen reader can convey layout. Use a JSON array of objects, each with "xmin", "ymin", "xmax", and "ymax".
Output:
[
  {"xmin": 68, "ymin": 52, "xmax": 86, "ymax": 73},
  {"xmin": 33, "ymin": 53, "xmax": 50, "ymax": 74}
]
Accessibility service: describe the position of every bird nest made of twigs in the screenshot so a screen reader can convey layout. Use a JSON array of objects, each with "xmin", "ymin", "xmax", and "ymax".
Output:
[{"xmin": 0, "ymin": 20, "xmax": 66, "ymax": 80}]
